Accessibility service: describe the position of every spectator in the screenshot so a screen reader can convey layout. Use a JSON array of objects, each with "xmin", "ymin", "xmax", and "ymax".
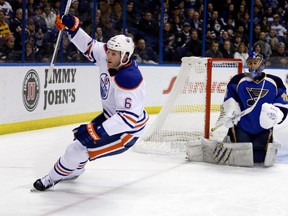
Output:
[
  {"xmin": 95, "ymin": 27, "xmax": 104, "ymax": 42},
  {"xmin": 218, "ymin": 30, "xmax": 230, "ymax": 47},
  {"xmin": 235, "ymin": 24, "xmax": 249, "ymax": 45},
  {"xmin": 221, "ymin": 39, "xmax": 235, "ymax": 58},
  {"xmin": 30, "ymin": 4, "xmax": 48, "ymax": 34},
  {"xmin": 184, "ymin": 7, "xmax": 195, "ymax": 25},
  {"xmin": 0, "ymin": 10, "xmax": 10, "ymax": 34},
  {"xmin": 175, "ymin": 22, "xmax": 191, "ymax": 47},
  {"xmin": 102, "ymin": 18, "xmax": 119, "ymax": 42},
  {"xmin": 261, "ymin": 16, "xmax": 270, "ymax": 32},
  {"xmin": 99, "ymin": 0, "xmax": 122, "ymax": 26},
  {"xmin": 0, "ymin": 0, "xmax": 13, "ymax": 22},
  {"xmin": 134, "ymin": 38, "xmax": 158, "ymax": 64},
  {"xmin": 270, "ymin": 13, "xmax": 287, "ymax": 38},
  {"xmin": 25, "ymin": 40, "xmax": 36, "ymax": 62},
  {"xmin": 123, "ymin": 1, "xmax": 138, "ymax": 28},
  {"xmin": 223, "ymin": 17, "xmax": 236, "ymax": 38},
  {"xmin": 220, "ymin": 3, "xmax": 236, "ymax": 24},
  {"xmin": 59, "ymin": 34, "xmax": 82, "ymax": 62},
  {"xmin": 0, "ymin": 34, "xmax": 20, "ymax": 62},
  {"xmin": 252, "ymin": 43, "xmax": 263, "ymax": 55},
  {"xmin": 190, "ymin": 11, "xmax": 202, "ymax": 37},
  {"xmin": 69, "ymin": 0, "xmax": 79, "ymax": 17},
  {"xmin": 205, "ymin": 40, "xmax": 223, "ymax": 58},
  {"xmin": 185, "ymin": 28, "xmax": 201, "ymax": 57},
  {"xmin": 138, "ymin": 11, "xmax": 159, "ymax": 37},
  {"xmin": 269, "ymin": 42, "xmax": 288, "ymax": 67},
  {"xmin": 266, "ymin": 28, "xmax": 279, "ymax": 44},
  {"xmin": 252, "ymin": 24, "xmax": 262, "ymax": 44},
  {"xmin": 162, "ymin": 22, "xmax": 176, "ymax": 62},
  {"xmin": 207, "ymin": 10, "xmax": 224, "ymax": 37},
  {"xmin": 52, "ymin": 0, "xmax": 62, "ymax": 14},
  {"xmin": 263, "ymin": 6, "xmax": 274, "ymax": 25},
  {"xmin": 233, "ymin": 34, "xmax": 242, "ymax": 49},
  {"xmin": 41, "ymin": 3, "xmax": 56, "ymax": 30},
  {"xmin": 254, "ymin": 32, "xmax": 272, "ymax": 58},
  {"xmin": 9, "ymin": 8, "xmax": 27, "ymax": 50},
  {"xmin": 236, "ymin": 4, "xmax": 246, "ymax": 26},
  {"xmin": 170, "ymin": 15, "xmax": 182, "ymax": 35},
  {"xmin": 36, "ymin": 31, "xmax": 55, "ymax": 62},
  {"xmin": 269, "ymin": 37, "xmax": 278, "ymax": 52},
  {"xmin": 238, "ymin": 11, "xmax": 250, "ymax": 33},
  {"xmin": 234, "ymin": 42, "xmax": 249, "ymax": 66},
  {"xmin": 204, "ymin": 30, "xmax": 217, "ymax": 51}
]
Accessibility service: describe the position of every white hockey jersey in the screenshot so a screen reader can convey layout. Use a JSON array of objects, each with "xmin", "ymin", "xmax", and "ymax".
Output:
[{"xmin": 70, "ymin": 29, "xmax": 149, "ymax": 137}]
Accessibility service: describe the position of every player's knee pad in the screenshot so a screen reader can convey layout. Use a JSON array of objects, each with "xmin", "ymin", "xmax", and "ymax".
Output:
[{"xmin": 63, "ymin": 140, "xmax": 89, "ymax": 164}]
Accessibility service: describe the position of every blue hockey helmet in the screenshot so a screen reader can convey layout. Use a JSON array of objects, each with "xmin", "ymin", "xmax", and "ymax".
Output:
[{"xmin": 246, "ymin": 52, "xmax": 265, "ymax": 78}]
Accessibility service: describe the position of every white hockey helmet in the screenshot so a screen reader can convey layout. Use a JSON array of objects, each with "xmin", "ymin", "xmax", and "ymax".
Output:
[{"xmin": 107, "ymin": 34, "xmax": 135, "ymax": 66}]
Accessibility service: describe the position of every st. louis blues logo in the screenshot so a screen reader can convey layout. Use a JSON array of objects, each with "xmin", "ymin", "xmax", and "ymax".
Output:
[
  {"xmin": 100, "ymin": 73, "xmax": 110, "ymax": 100},
  {"xmin": 246, "ymin": 87, "xmax": 268, "ymax": 106}
]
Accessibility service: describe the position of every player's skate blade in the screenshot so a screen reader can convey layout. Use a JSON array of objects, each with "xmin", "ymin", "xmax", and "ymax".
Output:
[{"xmin": 32, "ymin": 175, "xmax": 58, "ymax": 192}]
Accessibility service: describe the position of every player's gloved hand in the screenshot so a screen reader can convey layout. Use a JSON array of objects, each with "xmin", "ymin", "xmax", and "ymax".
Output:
[
  {"xmin": 73, "ymin": 123, "xmax": 107, "ymax": 145},
  {"xmin": 224, "ymin": 110, "xmax": 241, "ymax": 128},
  {"xmin": 55, "ymin": 13, "xmax": 80, "ymax": 35},
  {"xmin": 259, "ymin": 103, "xmax": 284, "ymax": 129}
]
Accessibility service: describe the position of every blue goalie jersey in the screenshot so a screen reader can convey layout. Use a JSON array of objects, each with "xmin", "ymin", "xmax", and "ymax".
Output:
[{"xmin": 224, "ymin": 72, "xmax": 288, "ymax": 134}]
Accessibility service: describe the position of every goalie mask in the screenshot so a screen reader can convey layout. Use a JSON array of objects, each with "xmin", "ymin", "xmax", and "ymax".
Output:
[
  {"xmin": 246, "ymin": 52, "xmax": 265, "ymax": 78},
  {"xmin": 107, "ymin": 35, "xmax": 135, "ymax": 67}
]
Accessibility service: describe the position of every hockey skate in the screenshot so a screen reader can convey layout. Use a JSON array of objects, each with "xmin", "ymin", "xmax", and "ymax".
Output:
[{"xmin": 33, "ymin": 175, "xmax": 60, "ymax": 191}]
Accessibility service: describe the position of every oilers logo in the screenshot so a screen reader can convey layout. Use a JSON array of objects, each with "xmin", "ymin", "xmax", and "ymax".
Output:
[{"xmin": 100, "ymin": 73, "xmax": 110, "ymax": 100}]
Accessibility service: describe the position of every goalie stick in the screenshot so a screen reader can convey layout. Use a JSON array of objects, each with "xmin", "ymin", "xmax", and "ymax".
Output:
[
  {"xmin": 46, "ymin": 0, "xmax": 72, "ymax": 83},
  {"xmin": 211, "ymin": 79, "xmax": 266, "ymax": 132}
]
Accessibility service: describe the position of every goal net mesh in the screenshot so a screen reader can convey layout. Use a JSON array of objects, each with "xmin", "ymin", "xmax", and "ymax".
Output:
[{"xmin": 133, "ymin": 57, "xmax": 242, "ymax": 155}]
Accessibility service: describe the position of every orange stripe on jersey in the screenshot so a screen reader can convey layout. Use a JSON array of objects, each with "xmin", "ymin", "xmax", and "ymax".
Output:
[
  {"xmin": 135, "ymin": 116, "xmax": 149, "ymax": 128},
  {"xmin": 123, "ymin": 114, "xmax": 137, "ymax": 123},
  {"xmin": 56, "ymin": 161, "xmax": 72, "ymax": 175},
  {"xmin": 123, "ymin": 60, "xmax": 132, "ymax": 68},
  {"xmin": 88, "ymin": 134, "xmax": 133, "ymax": 159}
]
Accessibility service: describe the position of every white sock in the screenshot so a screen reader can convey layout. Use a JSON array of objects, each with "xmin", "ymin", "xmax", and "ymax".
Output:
[{"xmin": 49, "ymin": 140, "xmax": 89, "ymax": 181}]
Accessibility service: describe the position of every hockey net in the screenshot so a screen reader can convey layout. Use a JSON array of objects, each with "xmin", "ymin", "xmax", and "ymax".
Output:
[{"xmin": 134, "ymin": 57, "xmax": 243, "ymax": 155}]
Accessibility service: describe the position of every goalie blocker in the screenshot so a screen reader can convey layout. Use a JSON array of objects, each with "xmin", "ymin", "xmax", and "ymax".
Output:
[{"xmin": 186, "ymin": 139, "xmax": 280, "ymax": 167}]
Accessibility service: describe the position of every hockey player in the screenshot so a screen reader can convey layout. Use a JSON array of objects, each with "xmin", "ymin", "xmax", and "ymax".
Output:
[
  {"xmin": 33, "ymin": 14, "xmax": 149, "ymax": 191},
  {"xmin": 221, "ymin": 52, "xmax": 288, "ymax": 163}
]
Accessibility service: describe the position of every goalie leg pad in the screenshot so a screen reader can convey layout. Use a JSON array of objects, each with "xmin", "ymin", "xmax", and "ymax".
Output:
[
  {"xmin": 186, "ymin": 140, "xmax": 203, "ymax": 162},
  {"xmin": 264, "ymin": 142, "xmax": 281, "ymax": 167},
  {"xmin": 201, "ymin": 139, "xmax": 254, "ymax": 167}
]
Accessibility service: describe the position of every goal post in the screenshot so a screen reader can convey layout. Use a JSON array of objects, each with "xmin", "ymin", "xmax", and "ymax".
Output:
[{"xmin": 134, "ymin": 57, "xmax": 243, "ymax": 155}]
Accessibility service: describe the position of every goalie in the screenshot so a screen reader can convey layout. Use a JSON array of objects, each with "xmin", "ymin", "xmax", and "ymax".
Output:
[
  {"xmin": 188, "ymin": 52, "xmax": 288, "ymax": 166},
  {"xmin": 216, "ymin": 52, "xmax": 288, "ymax": 164}
]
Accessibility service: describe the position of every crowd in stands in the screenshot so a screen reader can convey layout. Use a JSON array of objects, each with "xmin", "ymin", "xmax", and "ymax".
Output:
[{"xmin": 0, "ymin": 0, "xmax": 288, "ymax": 67}]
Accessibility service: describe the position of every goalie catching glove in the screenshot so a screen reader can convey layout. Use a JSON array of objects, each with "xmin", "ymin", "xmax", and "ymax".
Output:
[
  {"xmin": 259, "ymin": 103, "xmax": 284, "ymax": 129},
  {"xmin": 55, "ymin": 13, "xmax": 80, "ymax": 36}
]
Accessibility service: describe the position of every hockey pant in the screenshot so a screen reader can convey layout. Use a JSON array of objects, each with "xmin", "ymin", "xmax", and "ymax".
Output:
[
  {"xmin": 48, "ymin": 113, "xmax": 138, "ymax": 181},
  {"xmin": 227, "ymin": 126, "xmax": 273, "ymax": 163}
]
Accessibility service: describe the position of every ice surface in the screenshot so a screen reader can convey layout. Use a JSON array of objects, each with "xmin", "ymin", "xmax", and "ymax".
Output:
[{"xmin": 0, "ymin": 115, "xmax": 288, "ymax": 216}]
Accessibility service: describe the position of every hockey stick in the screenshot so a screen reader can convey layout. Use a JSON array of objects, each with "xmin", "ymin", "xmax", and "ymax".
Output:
[
  {"xmin": 211, "ymin": 79, "xmax": 266, "ymax": 132},
  {"xmin": 46, "ymin": 0, "xmax": 72, "ymax": 83}
]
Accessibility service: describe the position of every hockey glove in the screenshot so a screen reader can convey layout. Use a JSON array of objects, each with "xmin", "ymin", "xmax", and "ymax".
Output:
[
  {"xmin": 222, "ymin": 98, "xmax": 241, "ymax": 128},
  {"xmin": 259, "ymin": 103, "xmax": 284, "ymax": 129},
  {"xmin": 224, "ymin": 110, "xmax": 241, "ymax": 128},
  {"xmin": 55, "ymin": 13, "xmax": 80, "ymax": 36},
  {"xmin": 73, "ymin": 123, "xmax": 107, "ymax": 146}
]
